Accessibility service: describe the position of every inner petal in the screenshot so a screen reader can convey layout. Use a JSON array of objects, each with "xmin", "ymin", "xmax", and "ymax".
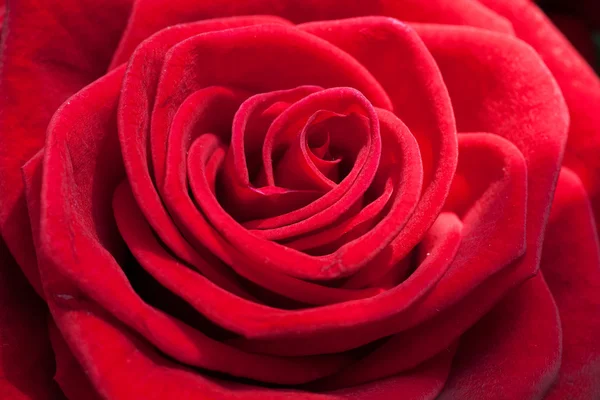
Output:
[
  {"xmin": 217, "ymin": 86, "xmax": 323, "ymax": 222},
  {"xmin": 306, "ymin": 124, "xmax": 342, "ymax": 182},
  {"xmin": 242, "ymin": 87, "xmax": 381, "ymax": 237},
  {"xmin": 282, "ymin": 175, "xmax": 394, "ymax": 256},
  {"xmin": 273, "ymin": 111, "xmax": 367, "ymax": 192},
  {"xmin": 188, "ymin": 87, "xmax": 388, "ymax": 281}
]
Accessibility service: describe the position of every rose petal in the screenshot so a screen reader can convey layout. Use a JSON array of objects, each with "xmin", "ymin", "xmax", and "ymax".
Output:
[
  {"xmin": 41, "ymin": 297, "xmax": 455, "ymax": 400},
  {"xmin": 50, "ymin": 299, "xmax": 334, "ymax": 400},
  {"xmin": 298, "ymin": 17, "xmax": 457, "ymax": 287},
  {"xmin": 369, "ymin": 27, "xmax": 567, "ymax": 361},
  {"xmin": 479, "ymin": 0, "xmax": 600, "ymax": 235},
  {"xmin": 218, "ymin": 86, "xmax": 324, "ymax": 221},
  {"xmin": 326, "ymin": 345, "xmax": 457, "ymax": 400},
  {"xmin": 115, "ymin": 180, "xmax": 387, "ymax": 335},
  {"xmin": 160, "ymin": 86, "xmax": 383, "ymax": 304},
  {"xmin": 271, "ymin": 111, "xmax": 343, "ymax": 190},
  {"xmin": 232, "ymin": 88, "xmax": 380, "ymax": 234},
  {"xmin": 282, "ymin": 176, "xmax": 394, "ymax": 254},
  {"xmin": 0, "ymin": 0, "xmax": 131, "ymax": 296},
  {"xmin": 382, "ymin": 23, "xmax": 567, "ymax": 351},
  {"xmin": 120, "ymin": 17, "xmax": 298, "ymax": 298},
  {"xmin": 188, "ymin": 100, "xmax": 426, "ymax": 281},
  {"xmin": 149, "ymin": 23, "xmax": 391, "ymax": 188},
  {"xmin": 111, "ymin": 0, "xmax": 514, "ymax": 68},
  {"xmin": 48, "ymin": 320, "xmax": 101, "ymax": 400},
  {"xmin": 437, "ymin": 273, "xmax": 561, "ymax": 399},
  {"xmin": 231, "ymin": 132, "xmax": 526, "ymax": 355},
  {"xmin": 311, "ymin": 216, "xmax": 463, "ymax": 389},
  {"xmin": 541, "ymin": 168, "xmax": 600, "ymax": 399},
  {"xmin": 120, "ymin": 23, "xmax": 392, "ymax": 284},
  {"xmin": 28, "ymin": 125, "xmax": 453, "ymax": 399}
]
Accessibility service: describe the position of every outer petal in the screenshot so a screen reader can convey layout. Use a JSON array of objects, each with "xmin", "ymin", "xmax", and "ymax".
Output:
[
  {"xmin": 48, "ymin": 321, "xmax": 100, "ymax": 400},
  {"xmin": 479, "ymin": 0, "xmax": 600, "ymax": 227},
  {"xmin": 412, "ymin": 22, "xmax": 568, "ymax": 316},
  {"xmin": 23, "ymin": 151, "xmax": 96, "ymax": 400},
  {"xmin": 437, "ymin": 274, "xmax": 561, "ymax": 399},
  {"xmin": 541, "ymin": 168, "xmax": 600, "ymax": 399},
  {"xmin": 1, "ymin": 2, "xmax": 130, "ymax": 396},
  {"xmin": 327, "ymin": 347, "xmax": 457, "ymax": 400},
  {"xmin": 0, "ymin": 0, "xmax": 132, "ymax": 293},
  {"xmin": 38, "ymin": 298, "xmax": 455, "ymax": 400},
  {"xmin": 111, "ymin": 0, "xmax": 514, "ymax": 67}
]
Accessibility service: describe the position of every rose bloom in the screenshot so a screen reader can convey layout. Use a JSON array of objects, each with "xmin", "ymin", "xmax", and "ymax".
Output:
[{"xmin": 0, "ymin": 0, "xmax": 599, "ymax": 399}]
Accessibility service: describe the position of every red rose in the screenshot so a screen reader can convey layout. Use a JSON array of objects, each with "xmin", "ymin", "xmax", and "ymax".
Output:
[{"xmin": 1, "ymin": 0, "xmax": 599, "ymax": 399}]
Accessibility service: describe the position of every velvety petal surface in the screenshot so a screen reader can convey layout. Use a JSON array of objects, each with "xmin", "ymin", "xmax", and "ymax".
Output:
[
  {"xmin": 541, "ymin": 168, "xmax": 600, "ymax": 399},
  {"xmin": 1, "ymin": 0, "xmax": 597, "ymax": 399}
]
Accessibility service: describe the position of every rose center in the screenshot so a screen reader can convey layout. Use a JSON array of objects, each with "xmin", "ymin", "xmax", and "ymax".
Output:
[
  {"xmin": 215, "ymin": 87, "xmax": 380, "ymax": 226},
  {"xmin": 271, "ymin": 111, "xmax": 368, "ymax": 191}
]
